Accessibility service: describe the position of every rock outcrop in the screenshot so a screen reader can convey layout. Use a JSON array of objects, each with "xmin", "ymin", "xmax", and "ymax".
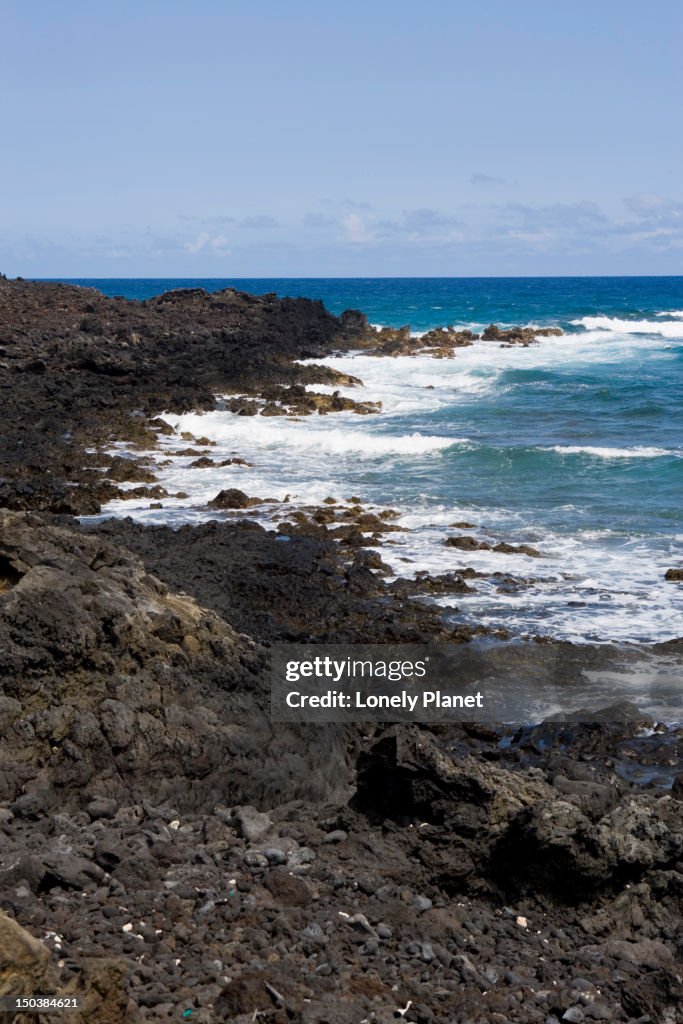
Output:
[
  {"xmin": 482, "ymin": 323, "xmax": 563, "ymax": 345},
  {"xmin": 0, "ymin": 512, "xmax": 353, "ymax": 813},
  {"xmin": 347, "ymin": 322, "xmax": 563, "ymax": 357},
  {"xmin": 0, "ymin": 279, "xmax": 371, "ymax": 514}
]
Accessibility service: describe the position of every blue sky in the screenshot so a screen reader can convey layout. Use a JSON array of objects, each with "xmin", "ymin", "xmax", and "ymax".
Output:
[{"xmin": 2, "ymin": 0, "xmax": 682, "ymax": 276}]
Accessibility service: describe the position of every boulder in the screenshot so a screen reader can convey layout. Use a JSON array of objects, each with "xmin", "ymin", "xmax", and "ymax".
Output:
[
  {"xmin": 208, "ymin": 488, "xmax": 262, "ymax": 509},
  {"xmin": 494, "ymin": 793, "xmax": 683, "ymax": 895},
  {"xmin": 0, "ymin": 909, "xmax": 55, "ymax": 1000},
  {"xmin": 352, "ymin": 726, "xmax": 553, "ymax": 831},
  {"xmin": 445, "ymin": 534, "xmax": 491, "ymax": 551}
]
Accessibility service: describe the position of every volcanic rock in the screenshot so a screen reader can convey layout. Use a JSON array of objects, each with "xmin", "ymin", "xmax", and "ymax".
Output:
[
  {"xmin": 207, "ymin": 488, "xmax": 265, "ymax": 509},
  {"xmin": 0, "ymin": 909, "xmax": 55, "ymax": 998},
  {"xmin": 0, "ymin": 511, "xmax": 354, "ymax": 812},
  {"xmin": 482, "ymin": 324, "xmax": 563, "ymax": 345}
]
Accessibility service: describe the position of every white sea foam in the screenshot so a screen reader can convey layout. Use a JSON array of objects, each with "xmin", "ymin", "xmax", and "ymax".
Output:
[
  {"xmin": 164, "ymin": 410, "xmax": 457, "ymax": 456},
  {"xmin": 572, "ymin": 315, "xmax": 683, "ymax": 338},
  {"xmin": 299, "ymin": 353, "xmax": 499, "ymax": 408},
  {"xmin": 89, "ymin": 309, "xmax": 683, "ymax": 647},
  {"xmin": 96, "ymin": 421, "xmax": 683, "ymax": 645},
  {"xmin": 657, "ymin": 309, "xmax": 683, "ymax": 318},
  {"xmin": 330, "ymin": 325, "xmax": 675, "ymax": 393},
  {"xmin": 544, "ymin": 445, "xmax": 678, "ymax": 459},
  {"xmin": 372, "ymin": 518, "xmax": 683, "ymax": 645}
]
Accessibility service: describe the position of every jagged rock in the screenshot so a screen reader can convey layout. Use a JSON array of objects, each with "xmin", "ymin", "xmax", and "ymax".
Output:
[
  {"xmin": 493, "ymin": 542, "xmax": 542, "ymax": 557},
  {"xmin": 349, "ymin": 323, "xmax": 480, "ymax": 358},
  {"xmin": 352, "ymin": 726, "xmax": 553, "ymax": 830},
  {"xmin": 88, "ymin": 516, "xmax": 468, "ymax": 644},
  {"xmin": 208, "ymin": 488, "xmax": 264, "ymax": 509},
  {"xmin": 255, "ymin": 383, "xmax": 380, "ymax": 415},
  {"xmin": 0, "ymin": 911, "xmax": 58, "ymax": 1016},
  {"xmin": 494, "ymin": 793, "xmax": 683, "ymax": 895},
  {"xmin": 419, "ymin": 326, "xmax": 477, "ymax": 350},
  {"xmin": 0, "ymin": 512, "xmax": 354, "ymax": 812},
  {"xmin": 482, "ymin": 324, "xmax": 563, "ymax": 345},
  {"xmin": 233, "ymin": 806, "xmax": 273, "ymax": 843},
  {"xmin": 105, "ymin": 457, "xmax": 157, "ymax": 484},
  {"xmin": 0, "ymin": 278, "xmax": 373, "ymax": 514},
  {"xmin": 390, "ymin": 572, "xmax": 475, "ymax": 596},
  {"xmin": 445, "ymin": 535, "xmax": 542, "ymax": 557},
  {"xmin": 445, "ymin": 535, "xmax": 491, "ymax": 551},
  {"xmin": 72, "ymin": 959, "xmax": 138, "ymax": 1024}
]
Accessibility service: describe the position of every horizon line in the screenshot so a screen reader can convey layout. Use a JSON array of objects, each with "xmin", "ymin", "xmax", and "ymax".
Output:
[{"xmin": 29, "ymin": 273, "xmax": 683, "ymax": 281}]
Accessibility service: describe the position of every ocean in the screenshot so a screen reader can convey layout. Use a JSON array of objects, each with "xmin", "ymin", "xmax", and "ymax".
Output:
[{"xmin": 56, "ymin": 277, "xmax": 683, "ymax": 646}]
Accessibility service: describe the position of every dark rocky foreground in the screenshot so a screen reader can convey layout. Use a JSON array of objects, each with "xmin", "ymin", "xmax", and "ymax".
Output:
[{"xmin": 1, "ymin": 279, "xmax": 682, "ymax": 1023}]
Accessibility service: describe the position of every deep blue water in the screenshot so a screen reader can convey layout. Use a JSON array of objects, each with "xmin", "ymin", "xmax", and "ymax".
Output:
[
  {"xmin": 48, "ymin": 277, "xmax": 683, "ymax": 642},
  {"xmin": 46, "ymin": 275, "xmax": 683, "ymax": 330}
]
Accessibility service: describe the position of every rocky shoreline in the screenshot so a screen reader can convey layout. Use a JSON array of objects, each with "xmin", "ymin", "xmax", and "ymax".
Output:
[{"xmin": 1, "ymin": 278, "xmax": 682, "ymax": 1023}]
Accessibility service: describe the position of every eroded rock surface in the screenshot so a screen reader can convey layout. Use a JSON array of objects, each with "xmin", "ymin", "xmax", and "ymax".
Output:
[{"xmin": 0, "ymin": 512, "xmax": 354, "ymax": 813}]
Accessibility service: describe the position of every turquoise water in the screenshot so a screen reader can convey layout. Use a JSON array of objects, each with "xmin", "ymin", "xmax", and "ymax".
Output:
[{"xmin": 56, "ymin": 277, "xmax": 683, "ymax": 643}]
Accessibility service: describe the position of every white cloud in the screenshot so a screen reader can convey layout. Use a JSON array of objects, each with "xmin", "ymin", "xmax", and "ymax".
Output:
[
  {"xmin": 339, "ymin": 208, "xmax": 462, "ymax": 246},
  {"xmin": 184, "ymin": 232, "xmax": 231, "ymax": 257},
  {"xmin": 6, "ymin": 192, "xmax": 683, "ymax": 275},
  {"xmin": 343, "ymin": 213, "xmax": 374, "ymax": 243}
]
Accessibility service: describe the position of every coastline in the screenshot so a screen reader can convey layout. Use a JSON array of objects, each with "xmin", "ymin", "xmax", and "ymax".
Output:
[{"xmin": 1, "ymin": 277, "xmax": 682, "ymax": 1022}]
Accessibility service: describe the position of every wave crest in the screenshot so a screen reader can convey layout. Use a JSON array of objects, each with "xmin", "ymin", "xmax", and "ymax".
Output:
[
  {"xmin": 166, "ymin": 411, "xmax": 457, "ymax": 456},
  {"xmin": 572, "ymin": 316, "xmax": 683, "ymax": 338},
  {"xmin": 544, "ymin": 444, "xmax": 678, "ymax": 459}
]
